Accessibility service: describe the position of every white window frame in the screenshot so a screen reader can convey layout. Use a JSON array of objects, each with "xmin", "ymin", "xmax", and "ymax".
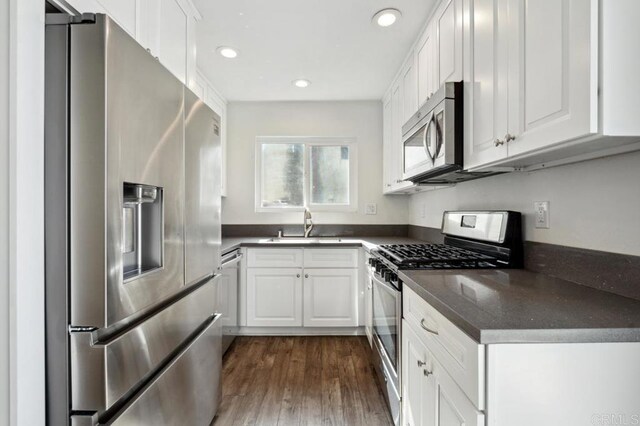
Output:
[{"xmin": 255, "ymin": 136, "xmax": 358, "ymax": 213}]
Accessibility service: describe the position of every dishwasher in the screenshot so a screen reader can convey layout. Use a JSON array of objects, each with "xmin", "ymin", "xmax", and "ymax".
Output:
[{"xmin": 219, "ymin": 249, "xmax": 243, "ymax": 354}]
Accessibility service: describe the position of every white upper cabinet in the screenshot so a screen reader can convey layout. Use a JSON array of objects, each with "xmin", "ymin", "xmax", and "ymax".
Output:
[
  {"xmin": 463, "ymin": 0, "xmax": 509, "ymax": 169},
  {"xmin": 436, "ymin": 0, "xmax": 463, "ymax": 86},
  {"xmin": 382, "ymin": 94, "xmax": 393, "ymax": 193},
  {"xmin": 505, "ymin": 0, "xmax": 595, "ymax": 159},
  {"xmin": 417, "ymin": 23, "xmax": 437, "ymax": 108},
  {"xmin": 401, "ymin": 53, "xmax": 418, "ymax": 125},
  {"xmin": 388, "ymin": 0, "xmax": 640, "ymax": 177},
  {"xmin": 157, "ymin": 0, "xmax": 188, "ymax": 83},
  {"xmin": 66, "ymin": 0, "xmax": 200, "ymax": 86}
]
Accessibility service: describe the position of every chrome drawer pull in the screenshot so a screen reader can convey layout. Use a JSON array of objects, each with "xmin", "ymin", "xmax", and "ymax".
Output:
[
  {"xmin": 423, "ymin": 369, "xmax": 433, "ymax": 377},
  {"xmin": 420, "ymin": 319, "xmax": 439, "ymax": 335},
  {"xmin": 417, "ymin": 360, "xmax": 426, "ymax": 367}
]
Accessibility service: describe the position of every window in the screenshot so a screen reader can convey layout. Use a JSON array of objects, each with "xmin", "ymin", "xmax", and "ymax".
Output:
[{"xmin": 256, "ymin": 137, "xmax": 357, "ymax": 212}]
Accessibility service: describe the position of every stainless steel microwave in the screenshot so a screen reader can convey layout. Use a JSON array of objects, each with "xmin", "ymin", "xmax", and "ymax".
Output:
[{"xmin": 402, "ymin": 82, "xmax": 463, "ymax": 183}]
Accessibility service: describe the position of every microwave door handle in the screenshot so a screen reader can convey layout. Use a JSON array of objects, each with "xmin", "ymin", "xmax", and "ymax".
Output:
[{"xmin": 422, "ymin": 111, "xmax": 435, "ymax": 163}]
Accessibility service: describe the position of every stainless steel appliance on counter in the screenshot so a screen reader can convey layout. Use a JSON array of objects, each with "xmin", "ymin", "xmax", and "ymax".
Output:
[
  {"xmin": 368, "ymin": 211, "xmax": 522, "ymax": 425},
  {"xmin": 402, "ymin": 82, "xmax": 499, "ymax": 185},
  {"xmin": 45, "ymin": 13, "xmax": 222, "ymax": 425}
]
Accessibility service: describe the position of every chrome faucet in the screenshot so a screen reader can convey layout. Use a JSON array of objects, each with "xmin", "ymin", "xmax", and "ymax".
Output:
[{"xmin": 303, "ymin": 208, "xmax": 314, "ymax": 238}]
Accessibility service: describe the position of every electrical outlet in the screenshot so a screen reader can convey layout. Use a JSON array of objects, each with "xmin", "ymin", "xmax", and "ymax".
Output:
[
  {"xmin": 534, "ymin": 201, "xmax": 550, "ymax": 229},
  {"xmin": 365, "ymin": 203, "xmax": 377, "ymax": 215}
]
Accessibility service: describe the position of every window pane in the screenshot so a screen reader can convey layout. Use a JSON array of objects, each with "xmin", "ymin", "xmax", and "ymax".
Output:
[
  {"xmin": 261, "ymin": 143, "xmax": 304, "ymax": 207},
  {"xmin": 310, "ymin": 145, "xmax": 349, "ymax": 204}
]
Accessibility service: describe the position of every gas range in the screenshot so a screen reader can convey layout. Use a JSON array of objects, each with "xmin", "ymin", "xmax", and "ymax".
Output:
[
  {"xmin": 367, "ymin": 211, "xmax": 521, "ymax": 425},
  {"xmin": 370, "ymin": 210, "xmax": 523, "ymax": 278}
]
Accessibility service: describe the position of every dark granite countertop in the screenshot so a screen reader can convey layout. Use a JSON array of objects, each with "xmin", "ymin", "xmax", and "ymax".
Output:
[
  {"xmin": 400, "ymin": 269, "xmax": 640, "ymax": 344},
  {"xmin": 221, "ymin": 236, "xmax": 424, "ymax": 255}
]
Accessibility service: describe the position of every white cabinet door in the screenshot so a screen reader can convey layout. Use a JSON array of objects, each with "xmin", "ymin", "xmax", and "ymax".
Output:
[
  {"xmin": 383, "ymin": 83, "xmax": 403, "ymax": 193},
  {"xmin": 303, "ymin": 269, "xmax": 358, "ymax": 327},
  {"xmin": 246, "ymin": 268, "xmax": 303, "ymax": 327},
  {"xmin": 401, "ymin": 53, "xmax": 418, "ymax": 124},
  {"xmin": 157, "ymin": 0, "xmax": 188, "ymax": 83},
  {"xmin": 437, "ymin": 0, "xmax": 463, "ymax": 86},
  {"xmin": 218, "ymin": 266, "xmax": 238, "ymax": 327},
  {"xmin": 463, "ymin": 0, "xmax": 509, "ymax": 170},
  {"xmin": 403, "ymin": 320, "xmax": 435, "ymax": 426},
  {"xmin": 506, "ymin": 0, "xmax": 595, "ymax": 158},
  {"xmin": 429, "ymin": 349, "xmax": 484, "ymax": 426},
  {"xmin": 417, "ymin": 23, "xmax": 437, "ymax": 108},
  {"xmin": 382, "ymin": 94, "xmax": 394, "ymax": 193}
]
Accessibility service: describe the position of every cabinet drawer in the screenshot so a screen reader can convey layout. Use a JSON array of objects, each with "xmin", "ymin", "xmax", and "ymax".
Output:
[
  {"xmin": 247, "ymin": 248, "xmax": 303, "ymax": 268},
  {"xmin": 403, "ymin": 286, "xmax": 485, "ymax": 410},
  {"xmin": 303, "ymin": 248, "xmax": 359, "ymax": 268}
]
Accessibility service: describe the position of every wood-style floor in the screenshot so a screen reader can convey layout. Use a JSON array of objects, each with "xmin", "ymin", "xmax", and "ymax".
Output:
[{"xmin": 212, "ymin": 336, "xmax": 394, "ymax": 426}]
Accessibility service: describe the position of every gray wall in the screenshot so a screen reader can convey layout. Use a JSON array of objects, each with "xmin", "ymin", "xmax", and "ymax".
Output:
[
  {"xmin": 0, "ymin": 0, "xmax": 9, "ymax": 422},
  {"xmin": 223, "ymin": 101, "xmax": 409, "ymax": 225},
  {"xmin": 409, "ymin": 150, "xmax": 640, "ymax": 256}
]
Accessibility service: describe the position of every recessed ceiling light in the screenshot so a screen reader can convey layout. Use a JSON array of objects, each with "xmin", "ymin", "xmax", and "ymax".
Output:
[
  {"xmin": 217, "ymin": 46, "xmax": 238, "ymax": 59},
  {"xmin": 293, "ymin": 79, "xmax": 311, "ymax": 88},
  {"xmin": 372, "ymin": 8, "xmax": 402, "ymax": 27}
]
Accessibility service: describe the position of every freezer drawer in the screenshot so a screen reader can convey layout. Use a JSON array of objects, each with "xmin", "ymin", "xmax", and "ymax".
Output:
[
  {"xmin": 109, "ymin": 314, "xmax": 221, "ymax": 425},
  {"xmin": 70, "ymin": 276, "xmax": 219, "ymax": 413},
  {"xmin": 71, "ymin": 312, "xmax": 222, "ymax": 425}
]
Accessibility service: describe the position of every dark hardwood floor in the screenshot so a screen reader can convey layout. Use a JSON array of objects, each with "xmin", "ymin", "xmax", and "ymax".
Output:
[{"xmin": 212, "ymin": 336, "xmax": 394, "ymax": 426}]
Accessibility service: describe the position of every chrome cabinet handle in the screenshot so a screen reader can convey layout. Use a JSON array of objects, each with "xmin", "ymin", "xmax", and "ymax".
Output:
[
  {"xmin": 305, "ymin": 274, "xmax": 309, "ymax": 278},
  {"xmin": 423, "ymin": 369, "xmax": 433, "ymax": 377},
  {"xmin": 420, "ymin": 319, "xmax": 439, "ymax": 335},
  {"xmin": 494, "ymin": 139, "xmax": 504, "ymax": 147},
  {"xmin": 417, "ymin": 360, "xmax": 426, "ymax": 367},
  {"xmin": 296, "ymin": 274, "xmax": 301, "ymax": 278},
  {"xmin": 504, "ymin": 133, "xmax": 516, "ymax": 143}
]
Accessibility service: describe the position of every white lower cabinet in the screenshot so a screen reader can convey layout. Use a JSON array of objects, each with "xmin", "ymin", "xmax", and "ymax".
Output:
[
  {"xmin": 402, "ymin": 290, "xmax": 640, "ymax": 426},
  {"xmin": 402, "ymin": 320, "xmax": 484, "ymax": 426},
  {"xmin": 244, "ymin": 248, "xmax": 360, "ymax": 329},
  {"xmin": 303, "ymin": 268, "xmax": 358, "ymax": 327},
  {"xmin": 246, "ymin": 268, "xmax": 303, "ymax": 327}
]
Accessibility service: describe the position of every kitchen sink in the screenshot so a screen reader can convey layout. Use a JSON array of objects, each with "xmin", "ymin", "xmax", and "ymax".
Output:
[{"xmin": 258, "ymin": 237, "xmax": 345, "ymax": 244}]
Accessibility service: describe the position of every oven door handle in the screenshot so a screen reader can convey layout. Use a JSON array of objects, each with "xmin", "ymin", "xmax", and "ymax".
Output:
[{"xmin": 372, "ymin": 271, "xmax": 399, "ymax": 293}]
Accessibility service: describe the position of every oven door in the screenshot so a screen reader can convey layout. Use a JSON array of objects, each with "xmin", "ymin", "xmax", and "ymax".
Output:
[{"xmin": 371, "ymin": 272, "xmax": 401, "ymax": 376}]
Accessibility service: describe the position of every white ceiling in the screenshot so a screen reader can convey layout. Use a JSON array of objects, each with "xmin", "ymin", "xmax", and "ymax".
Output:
[{"xmin": 193, "ymin": 0, "xmax": 438, "ymax": 101}]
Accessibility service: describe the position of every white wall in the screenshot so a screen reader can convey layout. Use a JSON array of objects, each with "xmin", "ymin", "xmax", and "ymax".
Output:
[
  {"xmin": 223, "ymin": 101, "xmax": 409, "ymax": 224},
  {"xmin": 409, "ymin": 151, "xmax": 640, "ymax": 256},
  {"xmin": 1, "ymin": 0, "xmax": 10, "ymax": 423},
  {"xmin": 7, "ymin": 0, "xmax": 46, "ymax": 424}
]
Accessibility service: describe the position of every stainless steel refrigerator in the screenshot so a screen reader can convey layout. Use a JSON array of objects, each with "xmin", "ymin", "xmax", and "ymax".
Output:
[{"xmin": 44, "ymin": 13, "xmax": 222, "ymax": 425}]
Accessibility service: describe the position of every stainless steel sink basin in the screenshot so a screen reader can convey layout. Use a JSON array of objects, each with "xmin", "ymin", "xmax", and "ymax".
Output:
[{"xmin": 258, "ymin": 237, "xmax": 344, "ymax": 244}]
